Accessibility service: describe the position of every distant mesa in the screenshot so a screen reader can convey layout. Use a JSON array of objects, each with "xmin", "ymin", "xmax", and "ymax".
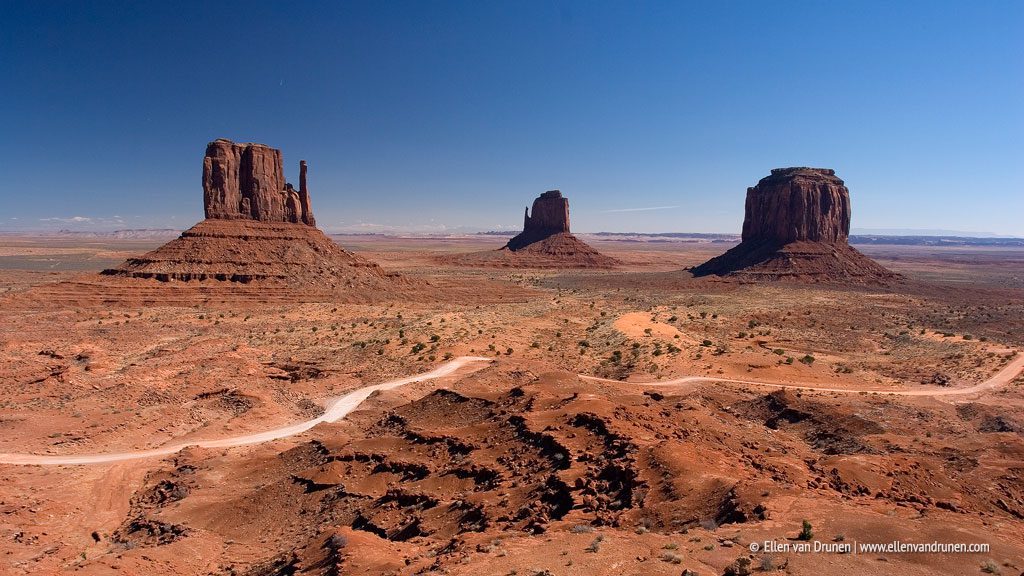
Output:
[
  {"xmin": 505, "ymin": 190, "xmax": 571, "ymax": 250},
  {"xmin": 692, "ymin": 167, "xmax": 898, "ymax": 282},
  {"xmin": 102, "ymin": 139, "xmax": 395, "ymax": 288},
  {"xmin": 444, "ymin": 190, "xmax": 618, "ymax": 269}
]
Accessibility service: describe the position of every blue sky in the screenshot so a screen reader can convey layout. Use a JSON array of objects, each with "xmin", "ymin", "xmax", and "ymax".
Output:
[{"xmin": 2, "ymin": 1, "xmax": 1021, "ymax": 235}]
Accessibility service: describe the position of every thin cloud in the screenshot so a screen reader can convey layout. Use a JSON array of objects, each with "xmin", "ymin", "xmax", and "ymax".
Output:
[
  {"xmin": 38, "ymin": 215, "xmax": 127, "ymax": 225},
  {"xmin": 601, "ymin": 205, "xmax": 680, "ymax": 213},
  {"xmin": 40, "ymin": 216, "xmax": 93, "ymax": 223}
]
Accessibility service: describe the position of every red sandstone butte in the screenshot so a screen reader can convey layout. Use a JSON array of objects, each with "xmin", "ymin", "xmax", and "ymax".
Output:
[
  {"xmin": 202, "ymin": 139, "xmax": 315, "ymax": 226},
  {"xmin": 505, "ymin": 190, "xmax": 571, "ymax": 250},
  {"xmin": 693, "ymin": 167, "xmax": 897, "ymax": 282},
  {"xmin": 102, "ymin": 139, "xmax": 396, "ymax": 287},
  {"xmin": 494, "ymin": 190, "xmax": 618, "ymax": 268}
]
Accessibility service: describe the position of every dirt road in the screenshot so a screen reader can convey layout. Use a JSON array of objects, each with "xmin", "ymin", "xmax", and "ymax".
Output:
[
  {"xmin": 0, "ymin": 356, "xmax": 493, "ymax": 466},
  {"xmin": 2, "ymin": 351, "xmax": 1020, "ymax": 466}
]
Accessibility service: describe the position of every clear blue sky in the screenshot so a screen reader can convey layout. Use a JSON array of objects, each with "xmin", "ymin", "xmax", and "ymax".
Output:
[{"xmin": 2, "ymin": 1, "xmax": 1021, "ymax": 235}]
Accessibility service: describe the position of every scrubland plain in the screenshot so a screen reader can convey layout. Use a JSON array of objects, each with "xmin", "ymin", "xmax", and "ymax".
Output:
[{"xmin": 0, "ymin": 234, "xmax": 1022, "ymax": 575}]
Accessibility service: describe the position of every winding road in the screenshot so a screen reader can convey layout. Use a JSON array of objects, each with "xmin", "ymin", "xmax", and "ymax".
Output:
[
  {"xmin": 2, "ymin": 352, "xmax": 1021, "ymax": 466},
  {"xmin": 0, "ymin": 356, "xmax": 492, "ymax": 466}
]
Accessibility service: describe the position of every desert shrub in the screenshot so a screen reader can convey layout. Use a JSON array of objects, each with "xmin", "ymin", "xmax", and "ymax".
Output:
[
  {"xmin": 660, "ymin": 552, "xmax": 683, "ymax": 564},
  {"xmin": 799, "ymin": 355, "xmax": 815, "ymax": 365},
  {"xmin": 798, "ymin": 519, "xmax": 813, "ymax": 541},
  {"xmin": 724, "ymin": 557, "xmax": 752, "ymax": 576}
]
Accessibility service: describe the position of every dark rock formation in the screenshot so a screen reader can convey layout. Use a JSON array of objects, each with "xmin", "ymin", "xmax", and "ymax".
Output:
[
  {"xmin": 506, "ymin": 190, "xmax": 571, "ymax": 250},
  {"xmin": 202, "ymin": 139, "xmax": 315, "ymax": 226},
  {"xmin": 469, "ymin": 190, "xmax": 618, "ymax": 268},
  {"xmin": 741, "ymin": 168, "xmax": 849, "ymax": 244},
  {"xmin": 102, "ymin": 139, "xmax": 399, "ymax": 288},
  {"xmin": 693, "ymin": 168, "xmax": 897, "ymax": 282},
  {"xmin": 440, "ymin": 190, "xmax": 618, "ymax": 268}
]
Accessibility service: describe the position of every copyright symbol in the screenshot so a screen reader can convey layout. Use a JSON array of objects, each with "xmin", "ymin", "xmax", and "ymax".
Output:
[{"xmin": 749, "ymin": 542, "xmax": 760, "ymax": 552}]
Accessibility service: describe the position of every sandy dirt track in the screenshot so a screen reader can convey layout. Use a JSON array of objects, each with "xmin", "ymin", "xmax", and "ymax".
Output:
[
  {"xmin": 584, "ymin": 349, "xmax": 1024, "ymax": 396},
  {"xmin": 2, "ymin": 352, "xmax": 1021, "ymax": 467},
  {"xmin": 0, "ymin": 356, "xmax": 493, "ymax": 465}
]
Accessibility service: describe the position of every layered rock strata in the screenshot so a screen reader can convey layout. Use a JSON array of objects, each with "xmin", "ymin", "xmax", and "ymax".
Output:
[
  {"xmin": 202, "ymin": 139, "xmax": 315, "ymax": 226},
  {"xmin": 693, "ymin": 168, "xmax": 897, "ymax": 282},
  {"xmin": 490, "ymin": 190, "xmax": 618, "ymax": 268},
  {"xmin": 103, "ymin": 139, "xmax": 392, "ymax": 287}
]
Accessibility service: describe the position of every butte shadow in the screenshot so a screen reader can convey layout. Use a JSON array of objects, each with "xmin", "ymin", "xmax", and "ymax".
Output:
[
  {"xmin": 442, "ymin": 190, "xmax": 619, "ymax": 269},
  {"xmin": 692, "ymin": 167, "xmax": 899, "ymax": 283}
]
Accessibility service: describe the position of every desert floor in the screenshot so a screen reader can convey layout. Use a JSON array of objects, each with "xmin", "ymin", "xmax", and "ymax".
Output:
[{"xmin": 0, "ymin": 234, "xmax": 1022, "ymax": 575}]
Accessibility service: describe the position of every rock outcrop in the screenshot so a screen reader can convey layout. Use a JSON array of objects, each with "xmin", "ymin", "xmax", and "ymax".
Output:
[
  {"xmin": 103, "ymin": 139, "xmax": 396, "ymax": 288},
  {"xmin": 442, "ymin": 190, "xmax": 618, "ymax": 268},
  {"xmin": 741, "ymin": 168, "xmax": 849, "ymax": 244},
  {"xmin": 693, "ymin": 168, "xmax": 897, "ymax": 282},
  {"xmin": 202, "ymin": 139, "xmax": 315, "ymax": 226},
  {"xmin": 506, "ymin": 190, "xmax": 571, "ymax": 250}
]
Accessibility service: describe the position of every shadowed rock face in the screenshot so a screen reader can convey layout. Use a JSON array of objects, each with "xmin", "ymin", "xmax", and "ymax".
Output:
[
  {"xmin": 693, "ymin": 167, "xmax": 897, "ymax": 282},
  {"xmin": 506, "ymin": 190, "xmax": 571, "ymax": 250},
  {"xmin": 202, "ymin": 139, "xmax": 315, "ymax": 226},
  {"xmin": 742, "ymin": 168, "xmax": 850, "ymax": 244}
]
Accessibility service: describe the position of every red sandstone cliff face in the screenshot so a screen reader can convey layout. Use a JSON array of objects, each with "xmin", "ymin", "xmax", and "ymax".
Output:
[
  {"xmin": 524, "ymin": 190, "xmax": 570, "ymax": 235},
  {"xmin": 202, "ymin": 139, "xmax": 315, "ymax": 226},
  {"xmin": 742, "ymin": 168, "xmax": 850, "ymax": 244},
  {"xmin": 694, "ymin": 167, "xmax": 896, "ymax": 282},
  {"xmin": 507, "ymin": 190, "xmax": 571, "ymax": 250}
]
